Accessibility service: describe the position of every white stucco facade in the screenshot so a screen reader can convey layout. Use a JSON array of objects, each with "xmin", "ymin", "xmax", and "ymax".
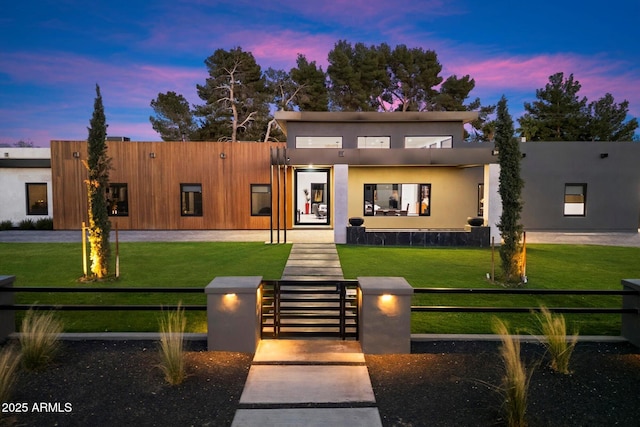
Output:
[{"xmin": 0, "ymin": 148, "xmax": 53, "ymax": 225}]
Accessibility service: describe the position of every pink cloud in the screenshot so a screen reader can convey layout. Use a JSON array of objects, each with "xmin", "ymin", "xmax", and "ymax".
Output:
[{"xmin": 443, "ymin": 53, "xmax": 640, "ymax": 116}]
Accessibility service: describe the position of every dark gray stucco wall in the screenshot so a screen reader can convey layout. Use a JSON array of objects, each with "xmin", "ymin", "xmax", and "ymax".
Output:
[
  {"xmin": 520, "ymin": 142, "xmax": 640, "ymax": 232},
  {"xmin": 286, "ymin": 120, "xmax": 466, "ymax": 148}
]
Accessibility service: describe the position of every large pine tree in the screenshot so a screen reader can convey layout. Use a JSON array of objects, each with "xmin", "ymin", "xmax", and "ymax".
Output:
[{"xmin": 86, "ymin": 84, "xmax": 111, "ymax": 279}]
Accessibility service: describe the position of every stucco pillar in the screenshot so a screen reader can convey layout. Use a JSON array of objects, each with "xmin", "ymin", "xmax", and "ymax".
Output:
[
  {"xmin": 334, "ymin": 164, "xmax": 349, "ymax": 244},
  {"xmin": 622, "ymin": 279, "xmax": 640, "ymax": 347},
  {"xmin": 0, "ymin": 275, "xmax": 15, "ymax": 343},
  {"xmin": 205, "ymin": 276, "xmax": 262, "ymax": 353},
  {"xmin": 484, "ymin": 163, "xmax": 502, "ymax": 244},
  {"xmin": 358, "ymin": 277, "xmax": 413, "ymax": 354}
]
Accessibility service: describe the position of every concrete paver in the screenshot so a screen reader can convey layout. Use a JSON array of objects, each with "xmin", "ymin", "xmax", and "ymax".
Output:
[
  {"xmin": 239, "ymin": 365, "xmax": 375, "ymax": 404},
  {"xmin": 253, "ymin": 339, "xmax": 364, "ymax": 364},
  {"xmin": 232, "ymin": 408, "xmax": 382, "ymax": 427},
  {"xmin": 232, "ymin": 340, "xmax": 382, "ymax": 427}
]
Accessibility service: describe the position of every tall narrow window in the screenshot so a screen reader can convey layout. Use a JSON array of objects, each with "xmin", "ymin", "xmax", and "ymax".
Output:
[
  {"xmin": 181, "ymin": 184, "xmax": 202, "ymax": 216},
  {"xmin": 477, "ymin": 183, "xmax": 484, "ymax": 217},
  {"xmin": 564, "ymin": 184, "xmax": 586, "ymax": 216},
  {"xmin": 107, "ymin": 183, "xmax": 128, "ymax": 216},
  {"xmin": 251, "ymin": 184, "xmax": 271, "ymax": 216},
  {"xmin": 26, "ymin": 183, "xmax": 48, "ymax": 215}
]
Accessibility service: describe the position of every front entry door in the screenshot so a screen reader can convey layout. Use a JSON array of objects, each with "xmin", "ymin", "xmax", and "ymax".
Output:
[{"xmin": 295, "ymin": 169, "xmax": 330, "ymax": 225}]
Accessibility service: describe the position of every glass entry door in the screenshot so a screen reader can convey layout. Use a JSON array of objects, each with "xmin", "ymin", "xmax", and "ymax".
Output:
[{"xmin": 295, "ymin": 169, "xmax": 330, "ymax": 225}]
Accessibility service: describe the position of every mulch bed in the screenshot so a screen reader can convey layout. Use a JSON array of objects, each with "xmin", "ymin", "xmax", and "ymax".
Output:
[
  {"xmin": 367, "ymin": 341, "xmax": 640, "ymax": 427},
  {"xmin": 2, "ymin": 340, "xmax": 639, "ymax": 426},
  {"xmin": 2, "ymin": 340, "xmax": 252, "ymax": 427}
]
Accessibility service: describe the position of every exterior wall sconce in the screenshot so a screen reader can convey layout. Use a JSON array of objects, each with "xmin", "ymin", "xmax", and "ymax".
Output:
[
  {"xmin": 72, "ymin": 152, "xmax": 80, "ymax": 158},
  {"xmin": 3, "ymin": 152, "xmax": 9, "ymax": 158},
  {"xmin": 149, "ymin": 152, "xmax": 156, "ymax": 159},
  {"xmin": 491, "ymin": 149, "xmax": 499, "ymax": 156},
  {"xmin": 220, "ymin": 153, "xmax": 227, "ymax": 159},
  {"xmin": 521, "ymin": 153, "xmax": 527, "ymax": 158},
  {"xmin": 600, "ymin": 153, "xmax": 609, "ymax": 159}
]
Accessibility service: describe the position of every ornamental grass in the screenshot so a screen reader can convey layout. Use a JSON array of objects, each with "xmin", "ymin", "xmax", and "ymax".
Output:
[
  {"xmin": 19, "ymin": 308, "xmax": 63, "ymax": 371},
  {"xmin": 493, "ymin": 318, "xmax": 531, "ymax": 427},
  {"xmin": 158, "ymin": 304, "xmax": 187, "ymax": 385},
  {"xmin": 0, "ymin": 346, "xmax": 21, "ymax": 404},
  {"xmin": 536, "ymin": 306, "xmax": 578, "ymax": 374}
]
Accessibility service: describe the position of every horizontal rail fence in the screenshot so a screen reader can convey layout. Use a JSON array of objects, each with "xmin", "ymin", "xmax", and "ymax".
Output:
[
  {"xmin": 0, "ymin": 287, "xmax": 207, "ymax": 311},
  {"xmin": 411, "ymin": 287, "xmax": 639, "ymax": 314},
  {"xmin": 261, "ymin": 280, "xmax": 359, "ymax": 340}
]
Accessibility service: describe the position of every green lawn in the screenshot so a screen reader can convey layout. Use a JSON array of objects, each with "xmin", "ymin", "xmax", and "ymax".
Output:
[
  {"xmin": 0, "ymin": 242, "xmax": 291, "ymax": 332},
  {"xmin": 2, "ymin": 242, "xmax": 639, "ymax": 335},
  {"xmin": 338, "ymin": 244, "xmax": 640, "ymax": 335}
]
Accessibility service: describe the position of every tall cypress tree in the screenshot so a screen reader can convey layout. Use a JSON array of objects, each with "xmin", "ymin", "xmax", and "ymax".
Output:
[
  {"xmin": 495, "ymin": 96, "xmax": 524, "ymax": 284},
  {"xmin": 86, "ymin": 84, "xmax": 111, "ymax": 278}
]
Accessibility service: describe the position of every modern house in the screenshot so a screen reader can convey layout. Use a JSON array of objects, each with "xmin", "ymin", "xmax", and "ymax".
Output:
[
  {"xmin": 7, "ymin": 111, "xmax": 639, "ymax": 244},
  {"xmin": 0, "ymin": 148, "xmax": 53, "ymax": 226}
]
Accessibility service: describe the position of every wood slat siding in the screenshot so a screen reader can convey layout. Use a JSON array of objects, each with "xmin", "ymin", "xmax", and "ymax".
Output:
[{"xmin": 51, "ymin": 141, "xmax": 287, "ymax": 230}]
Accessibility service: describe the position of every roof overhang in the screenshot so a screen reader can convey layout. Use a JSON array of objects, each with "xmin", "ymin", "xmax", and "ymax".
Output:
[
  {"xmin": 0, "ymin": 158, "xmax": 51, "ymax": 168},
  {"xmin": 274, "ymin": 111, "xmax": 479, "ymax": 135}
]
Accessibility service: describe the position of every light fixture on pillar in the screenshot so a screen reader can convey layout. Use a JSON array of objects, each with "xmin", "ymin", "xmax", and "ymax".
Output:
[
  {"xmin": 220, "ymin": 153, "xmax": 227, "ymax": 159},
  {"xmin": 149, "ymin": 152, "xmax": 156, "ymax": 159},
  {"xmin": 72, "ymin": 152, "xmax": 80, "ymax": 158}
]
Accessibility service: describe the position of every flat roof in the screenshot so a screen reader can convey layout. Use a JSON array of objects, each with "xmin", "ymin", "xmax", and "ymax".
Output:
[{"xmin": 274, "ymin": 111, "xmax": 479, "ymax": 135}]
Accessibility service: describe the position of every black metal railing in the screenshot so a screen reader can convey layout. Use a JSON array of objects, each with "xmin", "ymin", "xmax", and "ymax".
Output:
[
  {"xmin": 411, "ymin": 287, "xmax": 638, "ymax": 314},
  {"xmin": 261, "ymin": 280, "xmax": 359, "ymax": 340},
  {"xmin": 0, "ymin": 287, "xmax": 206, "ymax": 311}
]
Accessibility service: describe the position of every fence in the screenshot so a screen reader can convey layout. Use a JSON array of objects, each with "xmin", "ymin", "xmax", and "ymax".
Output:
[{"xmin": 2, "ymin": 276, "xmax": 640, "ymax": 352}]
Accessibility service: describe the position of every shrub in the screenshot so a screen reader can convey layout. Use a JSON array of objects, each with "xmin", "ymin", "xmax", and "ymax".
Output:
[
  {"xmin": 0, "ymin": 346, "xmax": 21, "ymax": 404},
  {"xmin": 0, "ymin": 220, "xmax": 13, "ymax": 230},
  {"xmin": 18, "ymin": 219, "xmax": 36, "ymax": 230},
  {"xmin": 35, "ymin": 217, "xmax": 54, "ymax": 230},
  {"xmin": 535, "ymin": 306, "xmax": 578, "ymax": 374},
  {"xmin": 19, "ymin": 309, "xmax": 63, "ymax": 371},
  {"xmin": 493, "ymin": 318, "xmax": 531, "ymax": 427},
  {"xmin": 158, "ymin": 304, "xmax": 186, "ymax": 385}
]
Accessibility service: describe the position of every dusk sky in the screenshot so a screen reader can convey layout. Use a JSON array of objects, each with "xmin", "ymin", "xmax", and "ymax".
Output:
[{"xmin": 2, "ymin": 0, "xmax": 639, "ymax": 146}]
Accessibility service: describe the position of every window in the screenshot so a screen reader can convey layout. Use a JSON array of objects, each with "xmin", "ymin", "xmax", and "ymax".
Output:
[
  {"xmin": 295, "ymin": 136, "xmax": 342, "ymax": 148},
  {"xmin": 477, "ymin": 183, "xmax": 484, "ymax": 217},
  {"xmin": 357, "ymin": 136, "xmax": 390, "ymax": 148},
  {"xmin": 181, "ymin": 184, "xmax": 202, "ymax": 216},
  {"xmin": 251, "ymin": 184, "xmax": 271, "ymax": 216},
  {"xmin": 26, "ymin": 183, "xmax": 48, "ymax": 215},
  {"xmin": 564, "ymin": 184, "xmax": 586, "ymax": 216},
  {"xmin": 364, "ymin": 183, "xmax": 431, "ymax": 216},
  {"xmin": 405, "ymin": 136, "xmax": 452, "ymax": 148},
  {"xmin": 107, "ymin": 183, "xmax": 128, "ymax": 216}
]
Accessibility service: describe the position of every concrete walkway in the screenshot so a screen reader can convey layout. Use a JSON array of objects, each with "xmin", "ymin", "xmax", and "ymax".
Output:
[
  {"xmin": 2, "ymin": 229, "xmax": 640, "ymax": 246},
  {"xmin": 231, "ymin": 340, "xmax": 382, "ymax": 427},
  {"xmin": 281, "ymin": 243, "xmax": 344, "ymax": 280}
]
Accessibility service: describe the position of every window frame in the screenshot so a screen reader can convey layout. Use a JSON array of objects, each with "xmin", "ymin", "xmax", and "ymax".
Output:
[
  {"xmin": 363, "ymin": 183, "xmax": 431, "ymax": 217},
  {"xmin": 251, "ymin": 184, "xmax": 272, "ymax": 216},
  {"xmin": 295, "ymin": 136, "xmax": 343, "ymax": 148},
  {"xmin": 107, "ymin": 183, "xmax": 129, "ymax": 217},
  {"xmin": 404, "ymin": 136, "xmax": 453, "ymax": 148},
  {"xmin": 180, "ymin": 183, "xmax": 203, "ymax": 217},
  {"xmin": 357, "ymin": 136, "xmax": 390, "ymax": 149},
  {"xmin": 25, "ymin": 182, "xmax": 48, "ymax": 216},
  {"xmin": 563, "ymin": 183, "xmax": 587, "ymax": 217}
]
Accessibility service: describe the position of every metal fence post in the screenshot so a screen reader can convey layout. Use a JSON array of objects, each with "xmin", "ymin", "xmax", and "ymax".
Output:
[{"xmin": 0, "ymin": 275, "xmax": 16, "ymax": 343}]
